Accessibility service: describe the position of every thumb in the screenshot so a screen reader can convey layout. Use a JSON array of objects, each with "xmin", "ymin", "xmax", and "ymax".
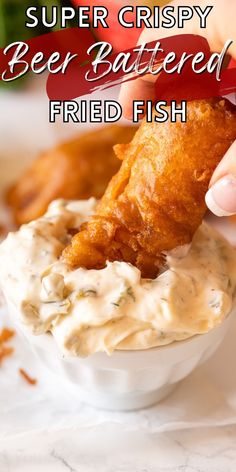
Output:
[{"xmin": 205, "ymin": 140, "xmax": 236, "ymax": 216}]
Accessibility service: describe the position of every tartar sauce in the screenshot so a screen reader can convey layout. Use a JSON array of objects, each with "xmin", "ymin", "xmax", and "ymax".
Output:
[{"xmin": 0, "ymin": 199, "xmax": 236, "ymax": 357}]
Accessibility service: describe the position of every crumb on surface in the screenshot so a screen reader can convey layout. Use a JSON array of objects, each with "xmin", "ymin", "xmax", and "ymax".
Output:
[
  {"xmin": 0, "ymin": 328, "xmax": 15, "ymax": 344},
  {"xmin": 19, "ymin": 368, "xmax": 37, "ymax": 386},
  {"xmin": 0, "ymin": 327, "xmax": 15, "ymax": 365},
  {"xmin": 0, "ymin": 345, "xmax": 14, "ymax": 364}
]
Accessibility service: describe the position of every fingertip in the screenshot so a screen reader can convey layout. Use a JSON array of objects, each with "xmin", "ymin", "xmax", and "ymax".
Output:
[{"xmin": 206, "ymin": 174, "xmax": 236, "ymax": 217}]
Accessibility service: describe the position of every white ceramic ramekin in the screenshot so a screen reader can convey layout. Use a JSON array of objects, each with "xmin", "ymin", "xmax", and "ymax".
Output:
[{"xmin": 8, "ymin": 302, "xmax": 233, "ymax": 411}]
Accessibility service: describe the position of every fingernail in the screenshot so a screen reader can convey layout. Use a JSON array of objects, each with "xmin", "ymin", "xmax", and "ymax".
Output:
[{"xmin": 205, "ymin": 175, "xmax": 236, "ymax": 217}]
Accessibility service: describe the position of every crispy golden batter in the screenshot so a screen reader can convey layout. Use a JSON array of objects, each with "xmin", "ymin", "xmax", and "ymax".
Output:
[
  {"xmin": 63, "ymin": 99, "xmax": 236, "ymax": 278},
  {"xmin": 6, "ymin": 125, "xmax": 137, "ymax": 225}
]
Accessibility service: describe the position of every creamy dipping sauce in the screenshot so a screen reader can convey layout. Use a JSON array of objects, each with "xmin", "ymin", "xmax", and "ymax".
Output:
[{"xmin": 0, "ymin": 199, "xmax": 236, "ymax": 357}]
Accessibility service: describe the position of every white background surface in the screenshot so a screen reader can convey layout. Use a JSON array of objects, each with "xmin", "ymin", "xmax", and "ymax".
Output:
[
  {"xmin": 1, "ymin": 83, "xmax": 236, "ymax": 471},
  {"xmin": 2, "ymin": 425, "xmax": 236, "ymax": 472}
]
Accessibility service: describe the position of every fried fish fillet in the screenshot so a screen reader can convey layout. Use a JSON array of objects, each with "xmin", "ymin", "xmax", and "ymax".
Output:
[
  {"xmin": 6, "ymin": 125, "xmax": 137, "ymax": 225},
  {"xmin": 63, "ymin": 99, "xmax": 236, "ymax": 279}
]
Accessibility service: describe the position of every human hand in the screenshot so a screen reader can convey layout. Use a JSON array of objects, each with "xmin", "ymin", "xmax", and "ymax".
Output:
[{"xmin": 119, "ymin": 0, "xmax": 236, "ymax": 216}]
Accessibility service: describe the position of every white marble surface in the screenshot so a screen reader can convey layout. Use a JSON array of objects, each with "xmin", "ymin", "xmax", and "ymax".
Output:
[{"xmin": 1, "ymin": 425, "xmax": 236, "ymax": 471}]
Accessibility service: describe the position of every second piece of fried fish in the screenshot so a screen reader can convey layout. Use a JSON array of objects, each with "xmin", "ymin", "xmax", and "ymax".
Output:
[{"xmin": 7, "ymin": 125, "xmax": 137, "ymax": 225}]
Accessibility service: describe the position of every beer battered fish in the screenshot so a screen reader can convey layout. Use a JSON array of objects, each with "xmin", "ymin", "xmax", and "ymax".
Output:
[
  {"xmin": 63, "ymin": 99, "xmax": 236, "ymax": 279},
  {"xmin": 6, "ymin": 125, "xmax": 137, "ymax": 225}
]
